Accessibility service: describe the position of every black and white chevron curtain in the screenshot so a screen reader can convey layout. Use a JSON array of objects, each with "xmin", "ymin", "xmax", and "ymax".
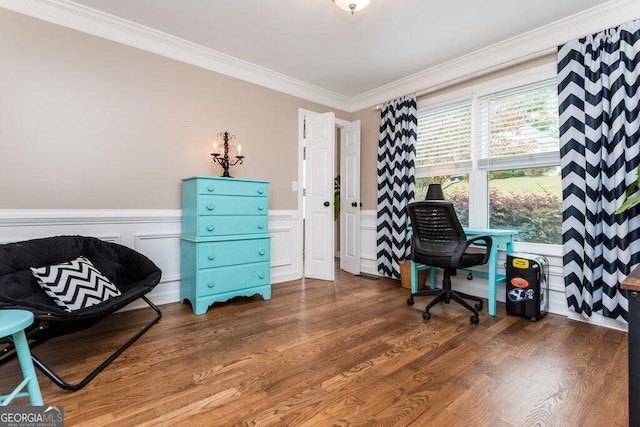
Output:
[
  {"xmin": 558, "ymin": 19, "xmax": 640, "ymax": 321},
  {"xmin": 376, "ymin": 94, "xmax": 417, "ymax": 279}
]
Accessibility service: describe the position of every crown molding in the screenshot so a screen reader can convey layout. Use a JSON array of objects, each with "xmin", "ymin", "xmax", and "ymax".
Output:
[
  {"xmin": 0, "ymin": 0, "xmax": 352, "ymax": 112},
  {"xmin": 350, "ymin": 0, "xmax": 640, "ymax": 111},
  {"xmin": 1, "ymin": 0, "xmax": 639, "ymax": 113}
]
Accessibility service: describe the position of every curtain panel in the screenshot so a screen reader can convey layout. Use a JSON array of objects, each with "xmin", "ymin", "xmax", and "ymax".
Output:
[
  {"xmin": 376, "ymin": 94, "xmax": 417, "ymax": 279},
  {"xmin": 558, "ymin": 19, "xmax": 640, "ymax": 321}
]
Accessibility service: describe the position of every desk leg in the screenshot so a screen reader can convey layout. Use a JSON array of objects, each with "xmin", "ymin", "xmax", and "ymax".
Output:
[
  {"xmin": 410, "ymin": 261, "xmax": 418, "ymax": 294},
  {"xmin": 429, "ymin": 266, "xmax": 436, "ymax": 289},
  {"xmin": 488, "ymin": 243, "xmax": 498, "ymax": 316}
]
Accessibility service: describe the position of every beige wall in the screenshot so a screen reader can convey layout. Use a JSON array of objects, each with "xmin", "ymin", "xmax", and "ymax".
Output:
[
  {"xmin": 1, "ymin": 7, "xmax": 551, "ymax": 213},
  {"xmin": 0, "ymin": 9, "xmax": 348, "ymax": 210}
]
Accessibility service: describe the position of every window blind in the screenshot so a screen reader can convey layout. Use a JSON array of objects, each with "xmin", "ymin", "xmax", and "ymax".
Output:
[
  {"xmin": 415, "ymin": 101, "xmax": 472, "ymax": 168},
  {"xmin": 478, "ymin": 79, "xmax": 559, "ymax": 166}
]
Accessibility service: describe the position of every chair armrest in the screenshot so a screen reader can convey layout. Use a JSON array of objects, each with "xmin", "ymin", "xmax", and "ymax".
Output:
[{"xmin": 451, "ymin": 235, "xmax": 493, "ymax": 266}]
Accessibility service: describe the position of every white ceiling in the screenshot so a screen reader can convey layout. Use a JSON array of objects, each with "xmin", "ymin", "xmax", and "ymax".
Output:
[{"xmin": 63, "ymin": 0, "xmax": 611, "ymax": 98}]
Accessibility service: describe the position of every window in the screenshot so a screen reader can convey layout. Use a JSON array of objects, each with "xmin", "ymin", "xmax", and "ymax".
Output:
[
  {"xmin": 415, "ymin": 66, "xmax": 561, "ymax": 245},
  {"xmin": 416, "ymin": 101, "xmax": 472, "ymax": 168},
  {"xmin": 488, "ymin": 167, "xmax": 562, "ymax": 244},
  {"xmin": 415, "ymin": 174, "xmax": 470, "ymax": 226}
]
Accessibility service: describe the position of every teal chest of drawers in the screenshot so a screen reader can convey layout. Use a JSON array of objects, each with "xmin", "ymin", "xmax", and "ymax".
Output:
[{"xmin": 180, "ymin": 176, "xmax": 271, "ymax": 315}]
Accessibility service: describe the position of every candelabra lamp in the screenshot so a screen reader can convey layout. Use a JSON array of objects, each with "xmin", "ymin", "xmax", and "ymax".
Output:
[{"xmin": 211, "ymin": 131, "xmax": 244, "ymax": 177}]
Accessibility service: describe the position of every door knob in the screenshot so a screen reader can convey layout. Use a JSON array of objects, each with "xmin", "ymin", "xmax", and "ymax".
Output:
[
  {"xmin": 323, "ymin": 201, "xmax": 330, "ymax": 207},
  {"xmin": 351, "ymin": 202, "xmax": 358, "ymax": 207}
]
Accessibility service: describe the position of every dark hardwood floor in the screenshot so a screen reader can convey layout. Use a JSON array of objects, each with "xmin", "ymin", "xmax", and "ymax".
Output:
[{"xmin": 0, "ymin": 270, "xmax": 628, "ymax": 426}]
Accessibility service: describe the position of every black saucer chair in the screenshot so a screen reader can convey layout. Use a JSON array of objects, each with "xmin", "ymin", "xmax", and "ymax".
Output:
[
  {"xmin": 0, "ymin": 235, "xmax": 162, "ymax": 391},
  {"xmin": 406, "ymin": 201, "xmax": 492, "ymax": 324}
]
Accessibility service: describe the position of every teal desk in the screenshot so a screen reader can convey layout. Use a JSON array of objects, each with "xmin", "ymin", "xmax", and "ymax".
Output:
[{"xmin": 410, "ymin": 228, "xmax": 518, "ymax": 316}]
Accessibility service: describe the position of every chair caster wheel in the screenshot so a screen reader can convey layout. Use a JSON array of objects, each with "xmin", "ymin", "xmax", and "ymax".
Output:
[
  {"xmin": 470, "ymin": 315, "xmax": 479, "ymax": 324},
  {"xmin": 475, "ymin": 301, "xmax": 483, "ymax": 312},
  {"xmin": 423, "ymin": 311, "xmax": 431, "ymax": 321},
  {"xmin": 407, "ymin": 297, "xmax": 414, "ymax": 306}
]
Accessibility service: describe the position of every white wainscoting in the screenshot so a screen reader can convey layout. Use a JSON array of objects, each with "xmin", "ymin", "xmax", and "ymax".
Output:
[
  {"xmin": 268, "ymin": 210, "xmax": 302, "ymax": 284},
  {"xmin": 0, "ymin": 209, "xmax": 183, "ymax": 310},
  {"xmin": 360, "ymin": 211, "xmax": 379, "ymax": 276},
  {"xmin": 0, "ymin": 209, "xmax": 627, "ymax": 331},
  {"xmin": 0, "ymin": 209, "xmax": 302, "ymax": 311}
]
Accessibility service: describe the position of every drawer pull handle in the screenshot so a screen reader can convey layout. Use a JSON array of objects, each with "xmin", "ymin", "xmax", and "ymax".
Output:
[
  {"xmin": 207, "ymin": 203, "xmax": 214, "ymax": 210},
  {"xmin": 207, "ymin": 281, "xmax": 215, "ymax": 288},
  {"xmin": 258, "ymin": 249, "xmax": 265, "ymax": 256},
  {"xmin": 257, "ymin": 205, "xmax": 264, "ymax": 211},
  {"xmin": 207, "ymin": 185, "xmax": 215, "ymax": 192},
  {"xmin": 258, "ymin": 273, "xmax": 265, "ymax": 279},
  {"xmin": 257, "ymin": 224, "xmax": 264, "ymax": 229},
  {"xmin": 207, "ymin": 224, "xmax": 215, "ymax": 231},
  {"xmin": 208, "ymin": 254, "xmax": 216, "ymax": 260},
  {"xmin": 257, "ymin": 188, "xmax": 265, "ymax": 194}
]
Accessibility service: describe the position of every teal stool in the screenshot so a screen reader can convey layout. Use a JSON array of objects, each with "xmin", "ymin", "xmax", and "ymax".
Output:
[{"xmin": 0, "ymin": 310, "xmax": 43, "ymax": 405}]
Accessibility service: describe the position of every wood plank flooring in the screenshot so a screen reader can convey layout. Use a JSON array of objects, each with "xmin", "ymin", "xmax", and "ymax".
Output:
[{"xmin": 0, "ymin": 270, "xmax": 628, "ymax": 426}]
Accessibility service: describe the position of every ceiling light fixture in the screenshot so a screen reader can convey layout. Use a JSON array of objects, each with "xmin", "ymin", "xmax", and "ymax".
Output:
[{"xmin": 332, "ymin": 0, "xmax": 371, "ymax": 14}]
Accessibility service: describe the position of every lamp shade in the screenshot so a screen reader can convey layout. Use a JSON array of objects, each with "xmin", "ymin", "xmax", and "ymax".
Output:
[
  {"xmin": 333, "ymin": 0, "xmax": 371, "ymax": 13},
  {"xmin": 425, "ymin": 184, "xmax": 445, "ymax": 200}
]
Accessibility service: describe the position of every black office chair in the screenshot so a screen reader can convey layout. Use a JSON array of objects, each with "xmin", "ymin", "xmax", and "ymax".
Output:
[{"xmin": 406, "ymin": 201, "xmax": 493, "ymax": 324}]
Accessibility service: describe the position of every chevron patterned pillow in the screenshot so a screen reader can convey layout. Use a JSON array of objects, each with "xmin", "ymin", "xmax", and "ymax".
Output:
[{"xmin": 30, "ymin": 256, "xmax": 121, "ymax": 312}]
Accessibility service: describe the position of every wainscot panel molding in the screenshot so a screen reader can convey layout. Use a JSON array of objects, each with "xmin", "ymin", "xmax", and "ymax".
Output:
[
  {"xmin": 360, "ymin": 210, "xmax": 379, "ymax": 276},
  {"xmin": 358, "ymin": 210, "xmax": 628, "ymax": 332},
  {"xmin": 268, "ymin": 210, "xmax": 302, "ymax": 284},
  {"xmin": 0, "ymin": 209, "xmax": 301, "ymax": 311}
]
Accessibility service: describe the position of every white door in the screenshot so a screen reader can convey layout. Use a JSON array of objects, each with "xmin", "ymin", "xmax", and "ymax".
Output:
[
  {"xmin": 340, "ymin": 120, "xmax": 361, "ymax": 275},
  {"xmin": 304, "ymin": 112, "xmax": 335, "ymax": 280}
]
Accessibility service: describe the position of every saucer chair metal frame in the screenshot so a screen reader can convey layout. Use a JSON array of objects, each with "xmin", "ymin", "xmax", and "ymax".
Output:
[{"xmin": 0, "ymin": 236, "xmax": 163, "ymax": 391}]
